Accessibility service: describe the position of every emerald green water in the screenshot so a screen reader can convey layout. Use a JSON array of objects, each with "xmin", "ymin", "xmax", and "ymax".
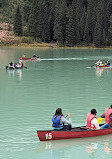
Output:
[{"xmin": 0, "ymin": 47, "xmax": 112, "ymax": 159}]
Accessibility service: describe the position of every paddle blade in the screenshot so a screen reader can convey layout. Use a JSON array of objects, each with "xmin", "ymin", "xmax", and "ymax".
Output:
[
  {"xmin": 98, "ymin": 117, "xmax": 104, "ymax": 124},
  {"xmin": 23, "ymin": 66, "xmax": 27, "ymax": 69},
  {"xmin": 6, "ymin": 66, "xmax": 9, "ymax": 70}
]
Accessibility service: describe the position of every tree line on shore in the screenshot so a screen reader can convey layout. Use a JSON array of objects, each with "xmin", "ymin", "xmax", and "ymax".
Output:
[{"xmin": 1, "ymin": 0, "xmax": 112, "ymax": 47}]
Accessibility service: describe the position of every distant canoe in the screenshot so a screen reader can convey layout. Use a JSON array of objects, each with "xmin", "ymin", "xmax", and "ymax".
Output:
[
  {"xmin": 96, "ymin": 65, "xmax": 110, "ymax": 68},
  {"xmin": 37, "ymin": 126, "xmax": 112, "ymax": 141},
  {"xmin": 6, "ymin": 66, "xmax": 27, "ymax": 70},
  {"xmin": 6, "ymin": 66, "xmax": 15, "ymax": 70},
  {"xmin": 20, "ymin": 57, "xmax": 40, "ymax": 61}
]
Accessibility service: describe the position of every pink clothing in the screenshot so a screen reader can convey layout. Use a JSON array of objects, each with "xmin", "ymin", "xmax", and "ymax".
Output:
[
  {"xmin": 86, "ymin": 113, "xmax": 96, "ymax": 129},
  {"xmin": 105, "ymin": 108, "xmax": 112, "ymax": 124},
  {"xmin": 19, "ymin": 61, "xmax": 23, "ymax": 66}
]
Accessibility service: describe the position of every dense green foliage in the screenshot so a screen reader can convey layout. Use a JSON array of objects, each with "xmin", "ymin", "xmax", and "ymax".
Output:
[
  {"xmin": 13, "ymin": 6, "xmax": 23, "ymax": 36},
  {"xmin": 1, "ymin": 0, "xmax": 112, "ymax": 47}
]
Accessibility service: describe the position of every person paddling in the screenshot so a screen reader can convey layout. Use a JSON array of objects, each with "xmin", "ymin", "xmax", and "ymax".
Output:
[
  {"xmin": 106, "ymin": 60, "xmax": 110, "ymax": 66},
  {"xmin": 33, "ymin": 54, "xmax": 37, "ymax": 58},
  {"xmin": 96, "ymin": 60, "xmax": 103, "ymax": 66},
  {"xmin": 86, "ymin": 109, "xmax": 100, "ymax": 129},
  {"xmin": 52, "ymin": 108, "xmax": 72, "ymax": 130},
  {"xmin": 19, "ymin": 59, "xmax": 23, "ymax": 68},
  {"xmin": 100, "ymin": 105, "xmax": 112, "ymax": 128},
  {"xmin": 9, "ymin": 61, "xmax": 14, "ymax": 69},
  {"xmin": 22, "ymin": 54, "xmax": 26, "ymax": 58}
]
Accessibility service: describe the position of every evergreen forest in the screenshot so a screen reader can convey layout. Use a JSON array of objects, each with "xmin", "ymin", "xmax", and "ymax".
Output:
[{"xmin": 1, "ymin": 0, "xmax": 112, "ymax": 47}]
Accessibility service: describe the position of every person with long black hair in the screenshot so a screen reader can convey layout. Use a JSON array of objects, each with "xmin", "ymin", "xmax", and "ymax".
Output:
[{"xmin": 52, "ymin": 108, "xmax": 72, "ymax": 130}]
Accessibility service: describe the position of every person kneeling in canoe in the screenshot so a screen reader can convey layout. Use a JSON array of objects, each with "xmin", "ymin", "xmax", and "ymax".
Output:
[
  {"xmin": 100, "ymin": 105, "xmax": 112, "ymax": 129},
  {"xmin": 52, "ymin": 108, "xmax": 72, "ymax": 130},
  {"xmin": 86, "ymin": 109, "xmax": 100, "ymax": 130}
]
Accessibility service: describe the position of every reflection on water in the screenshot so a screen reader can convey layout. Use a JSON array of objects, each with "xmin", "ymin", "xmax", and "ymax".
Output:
[
  {"xmin": 37, "ymin": 134, "xmax": 112, "ymax": 158},
  {"xmin": 86, "ymin": 143, "xmax": 98, "ymax": 153},
  {"xmin": 7, "ymin": 69, "xmax": 22, "ymax": 80},
  {"xmin": 95, "ymin": 67, "xmax": 111, "ymax": 77},
  {"xmin": 104, "ymin": 142, "xmax": 111, "ymax": 154},
  {"xmin": 95, "ymin": 68, "xmax": 104, "ymax": 77},
  {"xmin": 86, "ymin": 141, "xmax": 111, "ymax": 159}
]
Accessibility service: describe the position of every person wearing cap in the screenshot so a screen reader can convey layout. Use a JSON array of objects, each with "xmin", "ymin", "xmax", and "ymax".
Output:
[
  {"xmin": 52, "ymin": 108, "xmax": 72, "ymax": 130},
  {"xmin": 86, "ymin": 109, "xmax": 100, "ymax": 129},
  {"xmin": 100, "ymin": 105, "xmax": 112, "ymax": 128}
]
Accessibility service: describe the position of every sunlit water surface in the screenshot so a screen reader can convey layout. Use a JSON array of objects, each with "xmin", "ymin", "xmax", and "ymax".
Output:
[{"xmin": 0, "ymin": 47, "xmax": 112, "ymax": 159}]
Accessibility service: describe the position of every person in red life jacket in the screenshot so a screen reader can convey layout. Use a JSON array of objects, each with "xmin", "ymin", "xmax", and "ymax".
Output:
[
  {"xmin": 19, "ymin": 60, "xmax": 23, "ymax": 67},
  {"xmin": 52, "ymin": 108, "xmax": 72, "ymax": 130},
  {"xmin": 100, "ymin": 105, "xmax": 112, "ymax": 129},
  {"xmin": 86, "ymin": 109, "xmax": 100, "ymax": 129}
]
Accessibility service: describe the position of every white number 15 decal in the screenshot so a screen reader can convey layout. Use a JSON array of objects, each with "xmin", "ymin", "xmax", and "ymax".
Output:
[{"xmin": 45, "ymin": 133, "xmax": 52, "ymax": 140}]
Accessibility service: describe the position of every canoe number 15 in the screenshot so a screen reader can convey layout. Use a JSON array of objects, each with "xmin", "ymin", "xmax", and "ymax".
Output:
[{"xmin": 45, "ymin": 133, "xmax": 52, "ymax": 140}]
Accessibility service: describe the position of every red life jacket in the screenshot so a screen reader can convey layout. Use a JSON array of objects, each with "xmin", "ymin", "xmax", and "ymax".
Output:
[
  {"xmin": 19, "ymin": 61, "xmax": 23, "ymax": 66},
  {"xmin": 86, "ymin": 113, "xmax": 96, "ymax": 129},
  {"xmin": 105, "ymin": 108, "xmax": 112, "ymax": 124}
]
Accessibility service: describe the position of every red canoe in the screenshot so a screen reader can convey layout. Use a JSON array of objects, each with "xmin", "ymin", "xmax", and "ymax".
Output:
[
  {"xmin": 37, "ymin": 126, "xmax": 112, "ymax": 141},
  {"xmin": 96, "ymin": 65, "xmax": 110, "ymax": 68},
  {"xmin": 20, "ymin": 57, "xmax": 39, "ymax": 61}
]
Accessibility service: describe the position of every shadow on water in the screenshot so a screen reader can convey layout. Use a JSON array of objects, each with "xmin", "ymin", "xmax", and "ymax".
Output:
[{"xmin": 37, "ymin": 134, "xmax": 112, "ymax": 154}]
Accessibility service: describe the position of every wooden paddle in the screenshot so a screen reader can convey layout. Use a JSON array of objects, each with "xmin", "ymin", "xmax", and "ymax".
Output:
[{"xmin": 98, "ymin": 117, "xmax": 104, "ymax": 124}]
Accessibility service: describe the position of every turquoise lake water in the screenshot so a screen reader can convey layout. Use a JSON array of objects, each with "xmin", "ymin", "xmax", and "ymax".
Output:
[{"xmin": 0, "ymin": 47, "xmax": 112, "ymax": 159}]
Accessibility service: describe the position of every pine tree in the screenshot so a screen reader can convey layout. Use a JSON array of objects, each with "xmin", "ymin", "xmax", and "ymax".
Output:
[
  {"xmin": 49, "ymin": 1, "xmax": 55, "ymax": 41},
  {"xmin": 54, "ymin": 0, "xmax": 67, "ymax": 45},
  {"xmin": 79, "ymin": 7, "xmax": 86, "ymax": 41},
  {"xmin": 103, "ymin": 0, "xmax": 112, "ymax": 45},
  {"xmin": 41, "ymin": 0, "xmax": 52, "ymax": 42},
  {"xmin": 0, "ymin": 0, "xmax": 8, "ymax": 8},
  {"xmin": 65, "ymin": 0, "xmax": 80, "ymax": 46},
  {"xmin": 66, "ymin": 6, "xmax": 76, "ymax": 46},
  {"xmin": 13, "ymin": 6, "xmax": 23, "ymax": 36},
  {"xmin": 28, "ymin": 0, "xmax": 41, "ymax": 40},
  {"xmin": 28, "ymin": 12, "xmax": 36, "ymax": 38},
  {"xmin": 76, "ymin": 0, "xmax": 85, "ymax": 22},
  {"xmin": 108, "ymin": 15, "xmax": 112, "ymax": 45},
  {"xmin": 93, "ymin": 0, "xmax": 104, "ymax": 47},
  {"xmin": 83, "ymin": 0, "xmax": 98, "ymax": 43},
  {"xmin": 22, "ymin": 0, "xmax": 31, "ymax": 23}
]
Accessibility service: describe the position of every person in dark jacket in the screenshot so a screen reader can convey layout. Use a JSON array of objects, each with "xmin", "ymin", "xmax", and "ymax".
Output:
[
  {"xmin": 106, "ymin": 60, "xmax": 110, "ymax": 66},
  {"xmin": 9, "ymin": 61, "xmax": 14, "ymax": 68}
]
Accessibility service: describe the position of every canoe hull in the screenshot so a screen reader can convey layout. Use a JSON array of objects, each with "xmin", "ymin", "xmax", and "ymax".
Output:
[
  {"xmin": 37, "ymin": 127, "xmax": 112, "ymax": 141},
  {"xmin": 6, "ymin": 66, "xmax": 23, "ymax": 70},
  {"xmin": 96, "ymin": 65, "xmax": 110, "ymax": 68},
  {"xmin": 20, "ymin": 57, "xmax": 39, "ymax": 61}
]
